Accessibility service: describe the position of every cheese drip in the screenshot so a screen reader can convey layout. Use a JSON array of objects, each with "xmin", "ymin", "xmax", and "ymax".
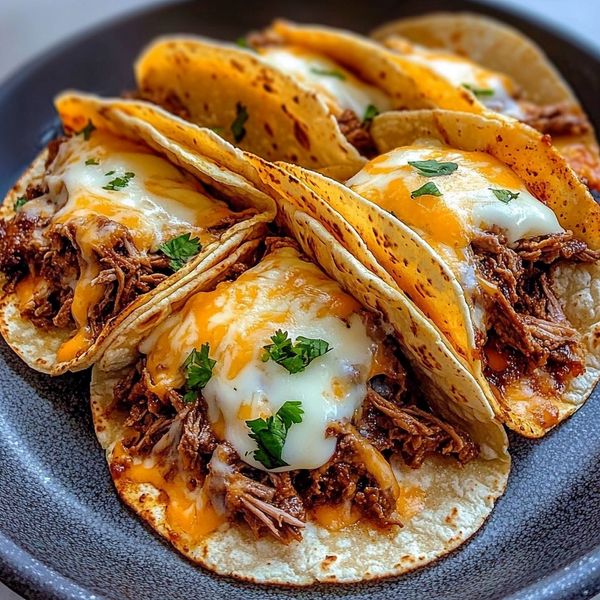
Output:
[
  {"xmin": 391, "ymin": 39, "xmax": 524, "ymax": 118},
  {"xmin": 348, "ymin": 144, "xmax": 564, "ymax": 251},
  {"xmin": 259, "ymin": 45, "xmax": 392, "ymax": 118},
  {"xmin": 141, "ymin": 246, "xmax": 375, "ymax": 472},
  {"xmin": 41, "ymin": 131, "xmax": 241, "ymax": 362}
]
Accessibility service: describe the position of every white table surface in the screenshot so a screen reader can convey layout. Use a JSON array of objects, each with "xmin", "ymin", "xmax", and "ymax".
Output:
[{"xmin": 0, "ymin": 1, "xmax": 599, "ymax": 598}]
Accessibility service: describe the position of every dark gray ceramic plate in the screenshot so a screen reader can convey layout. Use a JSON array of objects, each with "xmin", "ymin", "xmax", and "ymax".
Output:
[{"xmin": 0, "ymin": 1, "xmax": 599, "ymax": 599}]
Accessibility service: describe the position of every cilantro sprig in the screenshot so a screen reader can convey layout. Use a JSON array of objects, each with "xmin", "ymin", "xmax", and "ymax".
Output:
[
  {"xmin": 14, "ymin": 196, "xmax": 28, "ymax": 211},
  {"xmin": 246, "ymin": 401, "xmax": 304, "ymax": 469},
  {"xmin": 462, "ymin": 83, "xmax": 495, "ymax": 98},
  {"xmin": 309, "ymin": 67, "xmax": 346, "ymax": 80},
  {"xmin": 363, "ymin": 104, "xmax": 380, "ymax": 123},
  {"xmin": 159, "ymin": 233, "xmax": 201, "ymax": 272},
  {"xmin": 102, "ymin": 171, "xmax": 135, "ymax": 191},
  {"xmin": 231, "ymin": 102, "xmax": 249, "ymax": 143},
  {"xmin": 411, "ymin": 182, "xmax": 442, "ymax": 199},
  {"xmin": 85, "ymin": 158, "xmax": 99, "ymax": 166},
  {"xmin": 490, "ymin": 188, "xmax": 520, "ymax": 204},
  {"xmin": 182, "ymin": 343, "xmax": 216, "ymax": 404},
  {"xmin": 261, "ymin": 330, "xmax": 331, "ymax": 374},
  {"xmin": 76, "ymin": 119, "xmax": 96, "ymax": 141},
  {"xmin": 408, "ymin": 160, "xmax": 458, "ymax": 177}
]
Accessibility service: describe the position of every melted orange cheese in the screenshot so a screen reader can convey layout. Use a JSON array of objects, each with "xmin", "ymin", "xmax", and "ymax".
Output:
[
  {"xmin": 56, "ymin": 328, "xmax": 93, "ymax": 363},
  {"xmin": 312, "ymin": 502, "xmax": 361, "ymax": 531},
  {"xmin": 144, "ymin": 246, "xmax": 361, "ymax": 394},
  {"xmin": 396, "ymin": 484, "xmax": 427, "ymax": 521},
  {"xmin": 41, "ymin": 130, "xmax": 245, "ymax": 362},
  {"xmin": 258, "ymin": 45, "xmax": 392, "ymax": 118},
  {"xmin": 141, "ymin": 245, "xmax": 374, "ymax": 472},
  {"xmin": 112, "ymin": 443, "xmax": 224, "ymax": 543},
  {"xmin": 386, "ymin": 37, "xmax": 523, "ymax": 118},
  {"xmin": 14, "ymin": 275, "xmax": 42, "ymax": 310},
  {"xmin": 351, "ymin": 146, "xmax": 529, "ymax": 250}
]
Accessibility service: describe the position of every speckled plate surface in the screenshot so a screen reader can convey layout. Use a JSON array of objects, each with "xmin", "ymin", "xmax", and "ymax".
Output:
[{"xmin": 0, "ymin": 1, "xmax": 599, "ymax": 599}]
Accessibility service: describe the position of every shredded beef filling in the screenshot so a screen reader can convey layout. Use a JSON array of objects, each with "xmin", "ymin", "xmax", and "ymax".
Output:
[
  {"xmin": 336, "ymin": 109, "xmax": 378, "ymax": 157},
  {"xmin": 0, "ymin": 137, "xmax": 252, "ymax": 337},
  {"xmin": 113, "ymin": 359, "xmax": 217, "ymax": 481},
  {"xmin": 0, "ymin": 206, "xmax": 171, "ymax": 332},
  {"xmin": 472, "ymin": 230, "xmax": 599, "ymax": 389},
  {"xmin": 519, "ymin": 101, "xmax": 591, "ymax": 137},
  {"xmin": 113, "ymin": 327, "xmax": 478, "ymax": 542},
  {"xmin": 207, "ymin": 443, "xmax": 306, "ymax": 543}
]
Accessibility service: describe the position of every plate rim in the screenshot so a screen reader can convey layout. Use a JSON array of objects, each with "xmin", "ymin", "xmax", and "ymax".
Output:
[{"xmin": 0, "ymin": 1, "xmax": 599, "ymax": 598}]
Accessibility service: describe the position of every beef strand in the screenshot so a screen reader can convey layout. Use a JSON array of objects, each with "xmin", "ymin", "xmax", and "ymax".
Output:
[
  {"xmin": 337, "ymin": 109, "xmax": 378, "ymax": 157},
  {"xmin": 520, "ymin": 101, "xmax": 591, "ymax": 137},
  {"xmin": 472, "ymin": 230, "xmax": 599, "ymax": 383}
]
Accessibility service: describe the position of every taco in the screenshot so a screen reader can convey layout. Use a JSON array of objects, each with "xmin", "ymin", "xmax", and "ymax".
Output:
[
  {"xmin": 273, "ymin": 109, "xmax": 600, "ymax": 438},
  {"xmin": 0, "ymin": 92, "xmax": 275, "ymax": 374},
  {"xmin": 134, "ymin": 20, "xmax": 434, "ymax": 180},
  {"xmin": 371, "ymin": 12, "xmax": 600, "ymax": 190},
  {"xmin": 91, "ymin": 198, "xmax": 509, "ymax": 584}
]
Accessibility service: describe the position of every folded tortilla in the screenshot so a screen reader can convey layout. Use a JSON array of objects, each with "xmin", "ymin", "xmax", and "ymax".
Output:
[
  {"xmin": 134, "ymin": 20, "xmax": 436, "ymax": 180},
  {"xmin": 91, "ymin": 197, "xmax": 509, "ymax": 584},
  {"xmin": 273, "ymin": 109, "xmax": 600, "ymax": 438},
  {"xmin": 0, "ymin": 92, "xmax": 275, "ymax": 374},
  {"xmin": 371, "ymin": 12, "xmax": 600, "ymax": 189}
]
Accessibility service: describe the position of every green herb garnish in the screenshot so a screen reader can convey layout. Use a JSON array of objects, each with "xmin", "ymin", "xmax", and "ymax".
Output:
[
  {"xmin": 231, "ymin": 102, "xmax": 249, "ymax": 143},
  {"xmin": 77, "ymin": 119, "xmax": 96, "ymax": 141},
  {"xmin": 462, "ymin": 83, "xmax": 495, "ymax": 98},
  {"xmin": 104, "ymin": 170, "xmax": 115, "ymax": 176},
  {"xmin": 159, "ymin": 233, "xmax": 201, "ymax": 271},
  {"xmin": 490, "ymin": 188, "xmax": 520, "ymax": 204},
  {"xmin": 236, "ymin": 37, "xmax": 251, "ymax": 49},
  {"xmin": 14, "ymin": 196, "xmax": 27, "ymax": 211},
  {"xmin": 246, "ymin": 401, "xmax": 304, "ymax": 469},
  {"xmin": 408, "ymin": 160, "xmax": 458, "ymax": 177},
  {"xmin": 262, "ymin": 330, "xmax": 331, "ymax": 374},
  {"xmin": 309, "ymin": 67, "xmax": 346, "ymax": 80},
  {"xmin": 182, "ymin": 343, "xmax": 216, "ymax": 404},
  {"xmin": 363, "ymin": 104, "xmax": 380, "ymax": 123},
  {"xmin": 410, "ymin": 182, "xmax": 442, "ymax": 199},
  {"xmin": 102, "ymin": 171, "xmax": 135, "ymax": 191},
  {"xmin": 85, "ymin": 158, "xmax": 99, "ymax": 166},
  {"xmin": 209, "ymin": 126, "xmax": 224, "ymax": 135}
]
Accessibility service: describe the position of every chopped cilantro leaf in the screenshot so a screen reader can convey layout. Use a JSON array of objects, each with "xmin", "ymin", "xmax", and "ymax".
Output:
[
  {"xmin": 246, "ymin": 401, "xmax": 304, "ymax": 469},
  {"xmin": 363, "ymin": 104, "xmax": 380, "ymax": 123},
  {"xmin": 231, "ymin": 102, "xmax": 249, "ymax": 143},
  {"xmin": 309, "ymin": 67, "xmax": 346, "ymax": 80},
  {"xmin": 77, "ymin": 120, "xmax": 96, "ymax": 141},
  {"xmin": 410, "ymin": 182, "xmax": 442, "ymax": 199},
  {"xmin": 262, "ymin": 330, "xmax": 331, "ymax": 374},
  {"xmin": 462, "ymin": 83, "xmax": 495, "ymax": 98},
  {"xmin": 408, "ymin": 160, "xmax": 458, "ymax": 177},
  {"xmin": 158, "ymin": 233, "xmax": 201, "ymax": 271},
  {"xmin": 490, "ymin": 188, "xmax": 520, "ymax": 204},
  {"xmin": 182, "ymin": 343, "xmax": 216, "ymax": 403},
  {"xmin": 102, "ymin": 171, "xmax": 135, "ymax": 191},
  {"xmin": 14, "ymin": 196, "xmax": 27, "ymax": 211}
]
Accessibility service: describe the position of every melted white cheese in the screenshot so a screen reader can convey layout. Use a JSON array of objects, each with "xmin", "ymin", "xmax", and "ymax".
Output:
[
  {"xmin": 46, "ymin": 132, "xmax": 235, "ymax": 252},
  {"xmin": 141, "ymin": 246, "xmax": 374, "ymax": 472},
  {"xmin": 259, "ymin": 46, "xmax": 392, "ymax": 118},
  {"xmin": 347, "ymin": 144, "xmax": 564, "ymax": 246},
  {"xmin": 395, "ymin": 41, "xmax": 524, "ymax": 119}
]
